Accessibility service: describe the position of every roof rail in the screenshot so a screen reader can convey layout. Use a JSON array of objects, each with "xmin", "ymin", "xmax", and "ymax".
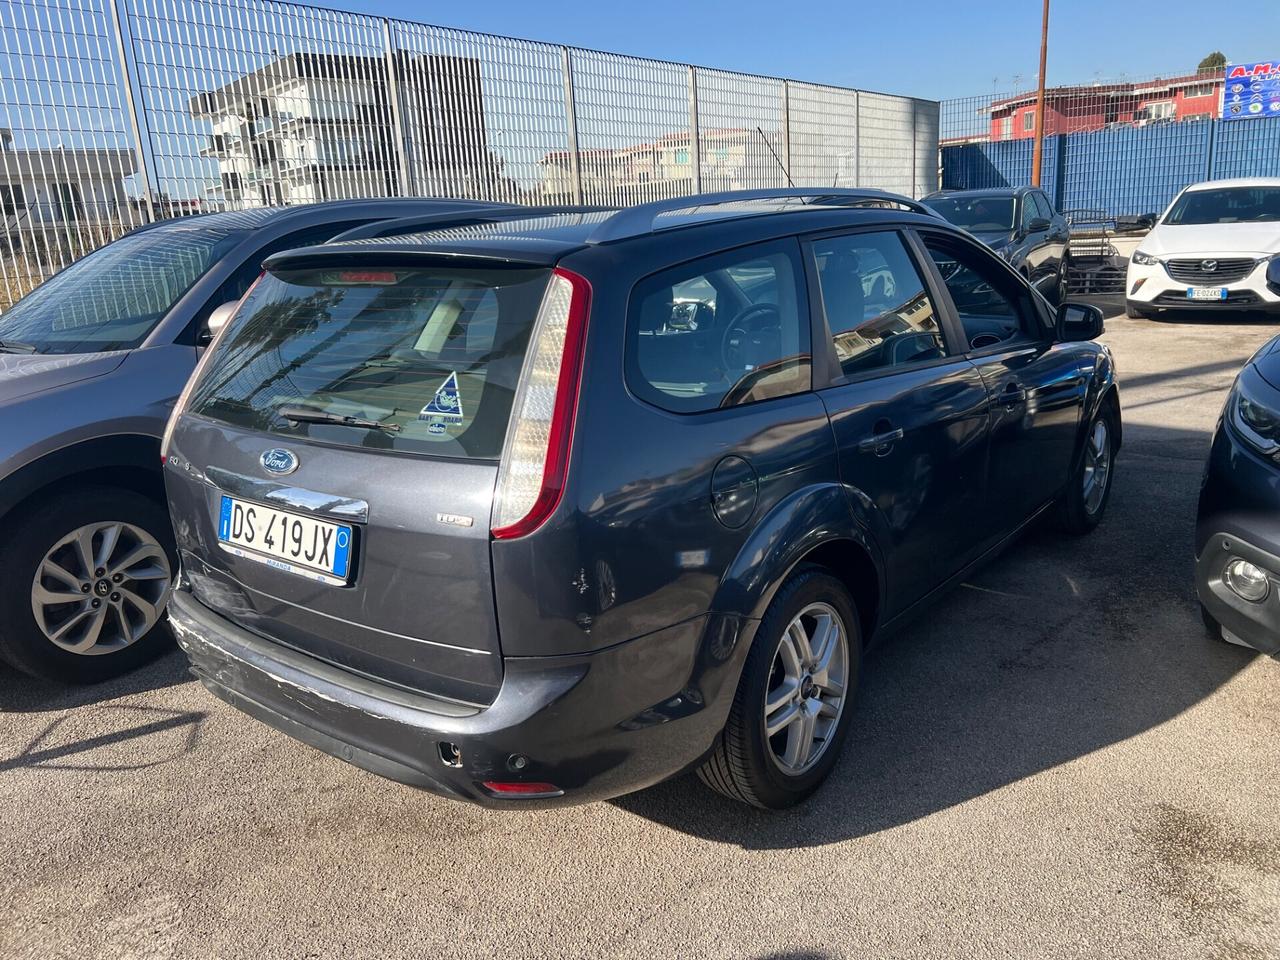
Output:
[
  {"xmin": 332, "ymin": 203, "xmax": 615, "ymax": 242},
  {"xmin": 586, "ymin": 188, "xmax": 935, "ymax": 244}
]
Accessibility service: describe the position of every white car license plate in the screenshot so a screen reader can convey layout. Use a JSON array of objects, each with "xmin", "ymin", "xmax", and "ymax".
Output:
[
  {"xmin": 1186, "ymin": 287, "xmax": 1228, "ymax": 301},
  {"xmin": 217, "ymin": 495, "xmax": 352, "ymax": 584}
]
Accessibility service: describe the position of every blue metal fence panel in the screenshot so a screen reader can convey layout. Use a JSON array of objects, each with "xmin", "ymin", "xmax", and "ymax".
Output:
[{"xmin": 941, "ymin": 117, "xmax": 1280, "ymax": 219}]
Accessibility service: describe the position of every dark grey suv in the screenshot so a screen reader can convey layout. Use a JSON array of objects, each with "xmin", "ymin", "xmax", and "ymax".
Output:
[{"xmin": 164, "ymin": 189, "xmax": 1121, "ymax": 809}]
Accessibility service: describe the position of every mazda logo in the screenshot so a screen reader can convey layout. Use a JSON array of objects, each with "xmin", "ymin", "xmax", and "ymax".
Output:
[
  {"xmin": 1201, "ymin": 260, "xmax": 1219, "ymax": 272},
  {"xmin": 260, "ymin": 448, "xmax": 299, "ymax": 476}
]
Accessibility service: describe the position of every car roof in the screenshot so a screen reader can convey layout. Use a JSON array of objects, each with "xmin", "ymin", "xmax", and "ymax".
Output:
[
  {"xmin": 924, "ymin": 187, "xmax": 1033, "ymax": 200},
  {"xmin": 266, "ymin": 192, "xmax": 946, "ymax": 270}
]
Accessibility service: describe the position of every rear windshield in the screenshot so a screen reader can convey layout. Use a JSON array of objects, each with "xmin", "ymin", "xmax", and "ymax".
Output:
[
  {"xmin": 1164, "ymin": 186, "xmax": 1280, "ymax": 224},
  {"xmin": 0, "ymin": 222, "xmax": 243, "ymax": 354},
  {"xmin": 924, "ymin": 196, "xmax": 1016, "ymax": 232},
  {"xmin": 186, "ymin": 264, "xmax": 551, "ymax": 460}
]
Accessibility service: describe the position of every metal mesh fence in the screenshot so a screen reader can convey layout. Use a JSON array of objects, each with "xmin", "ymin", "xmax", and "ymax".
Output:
[
  {"xmin": 939, "ymin": 66, "xmax": 1280, "ymax": 221},
  {"xmin": 0, "ymin": 0, "xmax": 146, "ymax": 305},
  {"xmin": 0, "ymin": 0, "xmax": 933, "ymax": 306}
]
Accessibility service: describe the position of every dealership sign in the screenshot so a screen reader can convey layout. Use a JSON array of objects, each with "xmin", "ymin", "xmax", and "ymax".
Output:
[{"xmin": 1222, "ymin": 61, "xmax": 1280, "ymax": 120}]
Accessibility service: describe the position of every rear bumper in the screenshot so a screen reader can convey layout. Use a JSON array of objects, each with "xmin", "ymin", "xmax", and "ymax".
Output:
[
  {"xmin": 169, "ymin": 588, "xmax": 736, "ymax": 806},
  {"xmin": 1195, "ymin": 422, "xmax": 1280, "ymax": 656}
]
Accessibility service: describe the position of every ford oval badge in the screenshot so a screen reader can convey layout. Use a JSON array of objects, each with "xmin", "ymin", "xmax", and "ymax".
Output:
[{"xmin": 260, "ymin": 448, "xmax": 299, "ymax": 476}]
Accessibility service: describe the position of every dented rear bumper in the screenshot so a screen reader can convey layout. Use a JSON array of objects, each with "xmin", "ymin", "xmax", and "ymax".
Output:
[{"xmin": 169, "ymin": 588, "xmax": 736, "ymax": 806}]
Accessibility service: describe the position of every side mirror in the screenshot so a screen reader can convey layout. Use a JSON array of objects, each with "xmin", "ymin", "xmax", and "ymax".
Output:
[
  {"xmin": 1026, "ymin": 217, "xmax": 1052, "ymax": 233},
  {"xmin": 199, "ymin": 300, "xmax": 238, "ymax": 346},
  {"xmin": 1056, "ymin": 301, "xmax": 1104, "ymax": 342}
]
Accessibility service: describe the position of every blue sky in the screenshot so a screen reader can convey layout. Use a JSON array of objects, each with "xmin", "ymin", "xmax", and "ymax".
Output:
[{"xmin": 298, "ymin": 0, "xmax": 1278, "ymax": 99}]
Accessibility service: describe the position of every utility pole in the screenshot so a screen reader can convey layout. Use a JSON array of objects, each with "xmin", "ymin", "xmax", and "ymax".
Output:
[{"xmin": 1031, "ymin": 0, "xmax": 1050, "ymax": 187}]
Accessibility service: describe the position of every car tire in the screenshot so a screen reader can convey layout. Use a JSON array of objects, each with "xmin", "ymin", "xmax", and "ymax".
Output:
[
  {"xmin": 0, "ymin": 486, "xmax": 177, "ymax": 684},
  {"xmin": 698, "ymin": 567, "xmax": 861, "ymax": 810},
  {"xmin": 1056, "ymin": 257, "xmax": 1071, "ymax": 305},
  {"xmin": 1056, "ymin": 404, "xmax": 1118, "ymax": 536},
  {"xmin": 1124, "ymin": 302, "xmax": 1148, "ymax": 320}
]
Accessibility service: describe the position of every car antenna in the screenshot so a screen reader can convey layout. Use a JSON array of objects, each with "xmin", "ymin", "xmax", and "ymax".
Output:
[{"xmin": 756, "ymin": 125, "xmax": 796, "ymax": 191}]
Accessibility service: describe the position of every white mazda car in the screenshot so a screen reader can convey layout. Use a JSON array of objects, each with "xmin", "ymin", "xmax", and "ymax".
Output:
[{"xmin": 1126, "ymin": 177, "xmax": 1280, "ymax": 319}]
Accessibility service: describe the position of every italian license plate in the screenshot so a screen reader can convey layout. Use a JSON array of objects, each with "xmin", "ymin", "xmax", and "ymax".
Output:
[
  {"xmin": 217, "ymin": 495, "xmax": 352, "ymax": 584},
  {"xmin": 1186, "ymin": 287, "xmax": 1228, "ymax": 301}
]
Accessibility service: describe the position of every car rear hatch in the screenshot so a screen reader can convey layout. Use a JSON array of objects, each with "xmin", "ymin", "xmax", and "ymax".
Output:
[{"xmin": 164, "ymin": 254, "xmax": 557, "ymax": 706}]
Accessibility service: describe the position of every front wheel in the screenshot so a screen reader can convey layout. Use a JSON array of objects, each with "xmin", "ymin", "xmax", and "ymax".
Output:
[
  {"xmin": 1056, "ymin": 407, "xmax": 1117, "ymax": 535},
  {"xmin": 0, "ymin": 486, "xmax": 176, "ymax": 683},
  {"xmin": 698, "ymin": 568, "xmax": 861, "ymax": 809},
  {"xmin": 1125, "ymin": 301, "xmax": 1148, "ymax": 320}
]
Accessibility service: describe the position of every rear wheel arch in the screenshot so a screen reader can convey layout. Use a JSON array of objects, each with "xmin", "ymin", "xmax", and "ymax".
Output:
[
  {"xmin": 790, "ymin": 539, "xmax": 881, "ymax": 647},
  {"xmin": 0, "ymin": 434, "xmax": 165, "ymax": 525}
]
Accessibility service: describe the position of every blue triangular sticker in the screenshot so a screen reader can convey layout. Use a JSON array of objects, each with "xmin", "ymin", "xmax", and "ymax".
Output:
[{"xmin": 419, "ymin": 371, "xmax": 464, "ymax": 424}]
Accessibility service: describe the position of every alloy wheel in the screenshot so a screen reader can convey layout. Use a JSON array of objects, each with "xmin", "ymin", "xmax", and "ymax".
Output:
[
  {"xmin": 30, "ymin": 521, "xmax": 172, "ymax": 656},
  {"xmin": 1081, "ymin": 419, "xmax": 1111, "ymax": 515},
  {"xmin": 763, "ymin": 601, "xmax": 849, "ymax": 775}
]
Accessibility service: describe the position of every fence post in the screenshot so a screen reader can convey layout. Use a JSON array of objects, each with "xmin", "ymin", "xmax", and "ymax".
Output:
[
  {"xmin": 108, "ymin": 0, "xmax": 156, "ymax": 221},
  {"xmin": 559, "ymin": 46, "xmax": 584, "ymax": 205},
  {"xmin": 1204, "ymin": 119, "xmax": 1218, "ymax": 181},
  {"xmin": 688, "ymin": 65, "xmax": 702, "ymax": 195},
  {"xmin": 381, "ymin": 19, "xmax": 412, "ymax": 197},
  {"xmin": 781, "ymin": 80, "xmax": 791, "ymax": 184}
]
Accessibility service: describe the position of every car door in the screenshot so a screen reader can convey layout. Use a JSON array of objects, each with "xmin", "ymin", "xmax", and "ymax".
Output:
[
  {"xmin": 918, "ymin": 229, "xmax": 1088, "ymax": 544},
  {"xmin": 1032, "ymin": 191, "xmax": 1068, "ymax": 291},
  {"xmin": 807, "ymin": 228, "xmax": 991, "ymax": 620},
  {"xmin": 1018, "ymin": 193, "xmax": 1054, "ymax": 292}
]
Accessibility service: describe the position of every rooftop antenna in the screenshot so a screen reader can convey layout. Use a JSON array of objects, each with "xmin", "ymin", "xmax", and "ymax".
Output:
[{"xmin": 756, "ymin": 125, "xmax": 795, "ymax": 189}]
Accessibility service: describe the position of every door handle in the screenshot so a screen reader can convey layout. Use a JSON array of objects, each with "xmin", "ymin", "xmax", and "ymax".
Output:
[
  {"xmin": 998, "ymin": 383, "xmax": 1028, "ymax": 405},
  {"xmin": 857, "ymin": 427, "xmax": 904, "ymax": 453}
]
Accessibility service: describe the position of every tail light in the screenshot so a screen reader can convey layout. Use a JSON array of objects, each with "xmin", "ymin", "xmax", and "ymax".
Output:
[
  {"xmin": 491, "ymin": 267, "xmax": 591, "ymax": 540},
  {"xmin": 160, "ymin": 273, "xmax": 263, "ymax": 464}
]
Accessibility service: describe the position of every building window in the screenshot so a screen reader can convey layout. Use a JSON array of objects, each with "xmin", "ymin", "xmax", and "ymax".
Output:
[
  {"xmin": 1023, "ymin": 109, "xmax": 1036, "ymax": 132},
  {"xmin": 221, "ymin": 171, "xmax": 242, "ymax": 191},
  {"xmin": 1000, "ymin": 116, "xmax": 1013, "ymax": 140},
  {"xmin": 0, "ymin": 184, "xmax": 26, "ymax": 216},
  {"xmin": 674, "ymin": 148, "xmax": 689, "ymax": 165},
  {"xmin": 1146, "ymin": 101, "xmax": 1175, "ymax": 121},
  {"xmin": 1183, "ymin": 83, "xmax": 1216, "ymax": 99}
]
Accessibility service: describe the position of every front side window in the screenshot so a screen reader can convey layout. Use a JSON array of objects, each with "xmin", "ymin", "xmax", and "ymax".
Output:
[
  {"xmin": 1020, "ymin": 195, "xmax": 1040, "ymax": 232},
  {"xmin": 627, "ymin": 241, "xmax": 809, "ymax": 413},
  {"xmin": 0, "ymin": 222, "xmax": 244, "ymax": 354},
  {"xmin": 187, "ymin": 264, "xmax": 551, "ymax": 460},
  {"xmin": 813, "ymin": 231, "xmax": 947, "ymax": 378},
  {"xmin": 924, "ymin": 237, "xmax": 1041, "ymax": 351}
]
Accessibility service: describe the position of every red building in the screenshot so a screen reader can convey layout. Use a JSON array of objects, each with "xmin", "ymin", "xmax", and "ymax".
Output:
[{"xmin": 988, "ymin": 74, "xmax": 1222, "ymax": 141}]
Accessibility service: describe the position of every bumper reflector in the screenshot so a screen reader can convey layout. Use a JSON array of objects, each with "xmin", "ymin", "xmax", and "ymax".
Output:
[{"xmin": 481, "ymin": 781, "xmax": 564, "ymax": 798}]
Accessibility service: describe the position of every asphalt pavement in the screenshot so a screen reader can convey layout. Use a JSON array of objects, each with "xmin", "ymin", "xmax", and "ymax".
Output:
[{"xmin": 2, "ymin": 311, "xmax": 1279, "ymax": 960}]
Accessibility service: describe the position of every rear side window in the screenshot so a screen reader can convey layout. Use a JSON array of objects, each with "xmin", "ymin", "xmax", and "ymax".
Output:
[
  {"xmin": 186, "ymin": 264, "xmax": 550, "ymax": 459},
  {"xmin": 813, "ymin": 231, "xmax": 947, "ymax": 378},
  {"xmin": 627, "ymin": 241, "xmax": 810, "ymax": 413}
]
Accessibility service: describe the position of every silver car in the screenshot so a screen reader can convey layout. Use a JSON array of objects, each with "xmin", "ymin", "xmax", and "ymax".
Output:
[{"xmin": 0, "ymin": 199, "xmax": 493, "ymax": 683}]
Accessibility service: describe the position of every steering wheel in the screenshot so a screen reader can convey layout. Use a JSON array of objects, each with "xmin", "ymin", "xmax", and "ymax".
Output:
[{"xmin": 721, "ymin": 303, "xmax": 782, "ymax": 372}]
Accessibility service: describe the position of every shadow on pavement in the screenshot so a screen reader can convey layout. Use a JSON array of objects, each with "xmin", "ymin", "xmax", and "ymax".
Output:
[
  {"xmin": 0, "ymin": 647, "xmax": 191, "ymax": 714},
  {"xmin": 615, "ymin": 422, "xmax": 1261, "ymax": 847}
]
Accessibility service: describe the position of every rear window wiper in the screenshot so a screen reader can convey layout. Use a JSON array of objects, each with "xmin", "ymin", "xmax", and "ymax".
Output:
[
  {"xmin": 0, "ymin": 338, "xmax": 39, "ymax": 354},
  {"xmin": 277, "ymin": 405, "xmax": 402, "ymax": 433}
]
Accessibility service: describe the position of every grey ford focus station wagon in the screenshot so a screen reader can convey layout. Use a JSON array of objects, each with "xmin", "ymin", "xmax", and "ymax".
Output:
[{"xmin": 164, "ymin": 189, "xmax": 1120, "ymax": 809}]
